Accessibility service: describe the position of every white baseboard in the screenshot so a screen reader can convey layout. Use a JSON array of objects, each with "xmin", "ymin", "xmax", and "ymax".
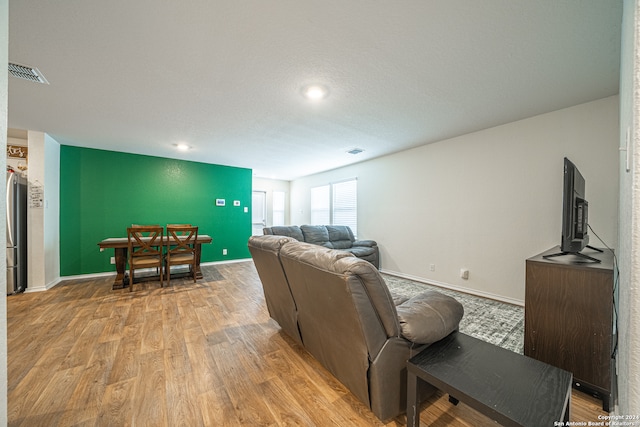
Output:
[
  {"xmin": 379, "ymin": 269, "xmax": 524, "ymax": 307},
  {"xmin": 24, "ymin": 286, "xmax": 47, "ymax": 293},
  {"xmin": 48, "ymin": 259, "xmax": 254, "ymax": 291},
  {"xmin": 60, "ymin": 271, "xmax": 116, "ymax": 281},
  {"xmin": 201, "ymin": 258, "xmax": 252, "ymax": 266},
  {"xmin": 23, "ymin": 277, "xmax": 64, "ymax": 292},
  {"xmin": 25, "ymin": 272, "xmax": 111, "ymax": 292}
]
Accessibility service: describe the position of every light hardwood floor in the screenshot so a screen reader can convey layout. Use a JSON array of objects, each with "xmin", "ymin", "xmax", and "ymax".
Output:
[{"xmin": 7, "ymin": 261, "xmax": 607, "ymax": 426}]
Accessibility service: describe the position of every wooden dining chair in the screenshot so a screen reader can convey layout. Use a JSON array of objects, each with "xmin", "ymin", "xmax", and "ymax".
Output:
[
  {"xmin": 127, "ymin": 225, "xmax": 164, "ymax": 291},
  {"xmin": 166, "ymin": 224, "xmax": 192, "ymax": 236},
  {"xmin": 165, "ymin": 225, "xmax": 199, "ymax": 285}
]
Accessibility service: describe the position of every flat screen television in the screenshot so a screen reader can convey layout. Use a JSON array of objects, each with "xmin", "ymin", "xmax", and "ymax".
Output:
[{"xmin": 544, "ymin": 157, "xmax": 602, "ymax": 263}]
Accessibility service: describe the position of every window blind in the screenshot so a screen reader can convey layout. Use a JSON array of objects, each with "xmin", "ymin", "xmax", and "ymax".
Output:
[
  {"xmin": 273, "ymin": 191, "xmax": 285, "ymax": 226},
  {"xmin": 333, "ymin": 179, "xmax": 357, "ymax": 236},
  {"xmin": 310, "ymin": 179, "xmax": 357, "ymax": 237},
  {"xmin": 310, "ymin": 185, "xmax": 330, "ymax": 225}
]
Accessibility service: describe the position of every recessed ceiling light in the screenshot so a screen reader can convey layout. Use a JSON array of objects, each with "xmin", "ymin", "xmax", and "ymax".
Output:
[
  {"xmin": 175, "ymin": 143, "xmax": 191, "ymax": 151},
  {"xmin": 301, "ymin": 84, "xmax": 329, "ymax": 101}
]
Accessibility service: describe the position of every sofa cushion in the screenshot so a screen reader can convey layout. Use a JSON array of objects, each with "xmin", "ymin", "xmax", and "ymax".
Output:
[
  {"xmin": 326, "ymin": 225, "xmax": 355, "ymax": 249},
  {"xmin": 300, "ymin": 225, "xmax": 333, "ymax": 248},
  {"xmin": 353, "ymin": 239, "xmax": 377, "ymax": 247},
  {"xmin": 249, "ymin": 234, "xmax": 295, "ymax": 252},
  {"xmin": 395, "ymin": 290, "xmax": 464, "ymax": 344},
  {"xmin": 343, "ymin": 246, "xmax": 377, "ymax": 258},
  {"xmin": 268, "ymin": 226, "xmax": 304, "ymax": 241}
]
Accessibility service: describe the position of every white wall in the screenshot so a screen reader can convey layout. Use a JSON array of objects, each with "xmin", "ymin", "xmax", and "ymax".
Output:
[
  {"xmin": 615, "ymin": 0, "xmax": 640, "ymax": 415},
  {"xmin": 291, "ymin": 96, "xmax": 619, "ymax": 304}
]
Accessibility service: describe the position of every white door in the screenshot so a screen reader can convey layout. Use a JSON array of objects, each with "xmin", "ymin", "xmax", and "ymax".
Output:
[{"xmin": 252, "ymin": 191, "xmax": 266, "ymax": 236}]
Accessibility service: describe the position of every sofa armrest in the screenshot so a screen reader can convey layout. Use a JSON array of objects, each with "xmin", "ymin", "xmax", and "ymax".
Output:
[
  {"xmin": 353, "ymin": 239, "xmax": 377, "ymax": 247},
  {"xmin": 395, "ymin": 290, "xmax": 464, "ymax": 345}
]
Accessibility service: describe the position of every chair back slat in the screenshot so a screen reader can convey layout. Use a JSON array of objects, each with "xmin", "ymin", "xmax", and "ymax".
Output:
[
  {"xmin": 127, "ymin": 226, "xmax": 164, "ymax": 256},
  {"xmin": 167, "ymin": 225, "xmax": 198, "ymax": 253}
]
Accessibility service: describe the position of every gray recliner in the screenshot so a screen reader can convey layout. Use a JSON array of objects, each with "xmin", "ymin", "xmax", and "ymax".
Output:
[
  {"xmin": 263, "ymin": 224, "xmax": 380, "ymax": 268},
  {"xmin": 248, "ymin": 235, "xmax": 464, "ymax": 420},
  {"xmin": 247, "ymin": 235, "xmax": 302, "ymax": 345}
]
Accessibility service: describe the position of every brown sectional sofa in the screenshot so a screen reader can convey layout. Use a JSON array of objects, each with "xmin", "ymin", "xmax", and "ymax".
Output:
[
  {"xmin": 262, "ymin": 225, "xmax": 380, "ymax": 269},
  {"xmin": 248, "ymin": 235, "xmax": 464, "ymax": 421}
]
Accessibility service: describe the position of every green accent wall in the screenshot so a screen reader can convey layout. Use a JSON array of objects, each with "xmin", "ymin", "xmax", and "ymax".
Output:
[{"xmin": 60, "ymin": 146, "xmax": 252, "ymax": 276}]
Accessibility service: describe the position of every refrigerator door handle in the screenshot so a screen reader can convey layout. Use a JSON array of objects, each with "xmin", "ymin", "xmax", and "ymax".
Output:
[
  {"xmin": 6, "ymin": 246, "xmax": 16, "ymax": 268},
  {"xmin": 6, "ymin": 173, "xmax": 14, "ymax": 247}
]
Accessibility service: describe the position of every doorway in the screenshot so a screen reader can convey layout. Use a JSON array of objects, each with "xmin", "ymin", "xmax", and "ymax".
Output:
[{"xmin": 251, "ymin": 191, "xmax": 266, "ymax": 236}]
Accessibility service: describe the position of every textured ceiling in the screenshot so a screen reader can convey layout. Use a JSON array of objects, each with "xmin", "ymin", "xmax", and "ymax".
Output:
[{"xmin": 8, "ymin": 1, "xmax": 623, "ymax": 180}]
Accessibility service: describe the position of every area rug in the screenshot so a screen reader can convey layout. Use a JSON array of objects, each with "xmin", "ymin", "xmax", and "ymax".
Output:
[{"xmin": 383, "ymin": 274, "xmax": 524, "ymax": 354}]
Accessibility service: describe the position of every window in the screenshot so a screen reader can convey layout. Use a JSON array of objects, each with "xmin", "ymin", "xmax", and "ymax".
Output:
[
  {"xmin": 310, "ymin": 179, "xmax": 357, "ymax": 236},
  {"xmin": 332, "ymin": 179, "xmax": 357, "ymax": 235},
  {"xmin": 310, "ymin": 185, "xmax": 330, "ymax": 225},
  {"xmin": 273, "ymin": 191, "xmax": 285, "ymax": 226}
]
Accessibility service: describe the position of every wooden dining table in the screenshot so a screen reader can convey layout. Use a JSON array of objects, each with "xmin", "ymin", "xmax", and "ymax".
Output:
[{"xmin": 98, "ymin": 234, "xmax": 213, "ymax": 289}]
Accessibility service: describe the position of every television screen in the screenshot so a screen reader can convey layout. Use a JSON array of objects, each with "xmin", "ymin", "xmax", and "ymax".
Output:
[
  {"xmin": 561, "ymin": 157, "xmax": 589, "ymax": 253},
  {"xmin": 544, "ymin": 157, "xmax": 602, "ymax": 263}
]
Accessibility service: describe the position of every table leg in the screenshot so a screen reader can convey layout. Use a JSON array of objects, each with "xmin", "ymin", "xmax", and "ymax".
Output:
[
  {"xmin": 112, "ymin": 247, "xmax": 128, "ymax": 290},
  {"xmin": 564, "ymin": 386, "xmax": 572, "ymax": 423},
  {"xmin": 194, "ymin": 243, "xmax": 204, "ymax": 279},
  {"xmin": 406, "ymin": 371, "xmax": 420, "ymax": 427}
]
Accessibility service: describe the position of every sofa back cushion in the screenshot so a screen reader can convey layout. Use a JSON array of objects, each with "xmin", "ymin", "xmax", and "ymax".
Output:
[
  {"xmin": 326, "ymin": 225, "xmax": 355, "ymax": 249},
  {"xmin": 279, "ymin": 241, "xmax": 400, "ymax": 406},
  {"xmin": 248, "ymin": 235, "xmax": 302, "ymax": 344},
  {"xmin": 300, "ymin": 225, "xmax": 333, "ymax": 248},
  {"xmin": 264, "ymin": 225, "xmax": 304, "ymax": 241}
]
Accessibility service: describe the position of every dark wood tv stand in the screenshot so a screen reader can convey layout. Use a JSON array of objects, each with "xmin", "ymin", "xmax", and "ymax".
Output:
[{"xmin": 525, "ymin": 246, "xmax": 616, "ymax": 411}]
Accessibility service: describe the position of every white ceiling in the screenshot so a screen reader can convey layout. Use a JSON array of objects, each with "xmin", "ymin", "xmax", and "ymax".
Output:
[{"xmin": 7, "ymin": 1, "xmax": 623, "ymax": 181}]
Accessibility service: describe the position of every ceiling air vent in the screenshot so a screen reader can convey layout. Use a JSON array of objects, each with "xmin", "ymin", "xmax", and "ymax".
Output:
[
  {"xmin": 347, "ymin": 148, "xmax": 364, "ymax": 155},
  {"xmin": 8, "ymin": 62, "xmax": 49, "ymax": 84}
]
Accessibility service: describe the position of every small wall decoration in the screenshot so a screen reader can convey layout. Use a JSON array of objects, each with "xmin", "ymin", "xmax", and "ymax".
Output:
[
  {"xmin": 7, "ymin": 145, "xmax": 28, "ymax": 159},
  {"xmin": 216, "ymin": 199, "xmax": 226, "ymax": 206},
  {"xmin": 29, "ymin": 182, "xmax": 44, "ymax": 208},
  {"xmin": 233, "ymin": 200, "xmax": 241, "ymax": 206}
]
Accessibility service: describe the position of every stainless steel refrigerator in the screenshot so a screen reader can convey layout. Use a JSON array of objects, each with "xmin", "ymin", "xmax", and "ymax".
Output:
[{"xmin": 6, "ymin": 169, "xmax": 27, "ymax": 295}]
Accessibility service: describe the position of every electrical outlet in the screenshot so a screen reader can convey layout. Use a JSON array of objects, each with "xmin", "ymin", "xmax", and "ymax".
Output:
[
  {"xmin": 223, "ymin": 249, "xmax": 228, "ymax": 255},
  {"xmin": 110, "ymin": 257, "xmax": 115, "ymax": 264},
  {"xmin": 460, "ymin": 268, "xmax": 469, "ymax": 280},
  {"xmin": 429, "ymin": 264, "xmax": 435, "ymax": 272}
]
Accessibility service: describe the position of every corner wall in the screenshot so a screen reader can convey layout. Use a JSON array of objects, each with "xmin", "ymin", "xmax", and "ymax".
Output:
[
  {"xmin": 44, "ymin": 134, "xmax": 60, "ymax": 288},
  {"xmin": 25, "ymin": 131, "xmax": 61, "ymax": 290},
  {"xmin": 616, "ymin": 0, "xmax": 640, "ymax": 415},
  {"xmin": 291, "ymin": 96, "xmax": 619, "ymax": 304},
  {"xmin": 1, "ymin": 0, "xmax": 8, "ymax": 421}
]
